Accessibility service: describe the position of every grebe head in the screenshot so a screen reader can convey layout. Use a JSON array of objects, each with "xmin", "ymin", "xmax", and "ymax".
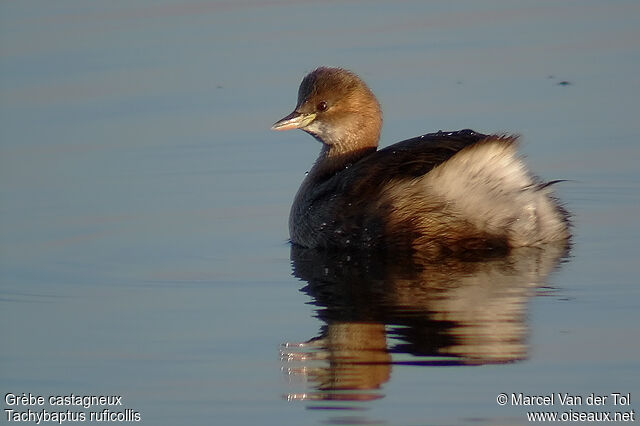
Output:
[{"xmin": 272, "ymin": 67, "xmax": 382, "ymax": 151}]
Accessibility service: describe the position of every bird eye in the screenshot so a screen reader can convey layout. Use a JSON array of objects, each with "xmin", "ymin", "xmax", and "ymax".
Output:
[{"xmin": 317, "ymin": 101, "xmax": 328, "ymax": 112}]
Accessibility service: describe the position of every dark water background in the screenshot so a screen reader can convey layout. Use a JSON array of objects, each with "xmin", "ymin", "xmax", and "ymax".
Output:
[{"xmin": 1, "ymin": 1, "xmax": 639, "ymax": 425}]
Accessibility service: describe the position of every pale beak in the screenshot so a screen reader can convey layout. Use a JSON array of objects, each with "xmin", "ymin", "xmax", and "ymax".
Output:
[{"xmin": 271, "ymin": 111, "xmax": 317, "ymax": 131}]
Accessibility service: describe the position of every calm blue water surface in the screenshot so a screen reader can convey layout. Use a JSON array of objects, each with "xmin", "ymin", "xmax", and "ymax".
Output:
[{"xmin": 1, "ymin": 1, "xmax": 639, "ymax": 425}]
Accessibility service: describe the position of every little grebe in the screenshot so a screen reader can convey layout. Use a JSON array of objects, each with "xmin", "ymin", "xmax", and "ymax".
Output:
[{"xmin": 272, "ymin": 67, "xmax": 570, "ymax": 254}]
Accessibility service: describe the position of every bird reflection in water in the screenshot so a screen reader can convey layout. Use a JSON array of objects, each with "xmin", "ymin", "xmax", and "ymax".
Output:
[{"xmin": 281, "ymin": 243, "xmax": 569, "ymax": 405}]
